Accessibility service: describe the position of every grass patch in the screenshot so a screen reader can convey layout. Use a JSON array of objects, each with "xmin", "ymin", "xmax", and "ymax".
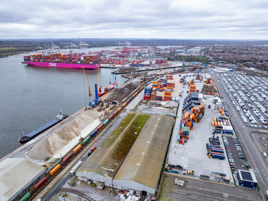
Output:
[
  {"xmin": 124, "ymin": 114, "xmax": 150, "ymax": 135},
  {"xmin": 195, "ymin": 56, "xmax": 207, "ymax": 60},
  {"xmin": 102, "ymin": 113, "xmax": 135, "ymax": 147},
  {"xmin": 100, "ymin": 114, "xmax": 150, "ymax": 178},
  {"xmin": 112, "ymin": 114, "xmax": 150, "ymax": 162},
  {"xmin": 0, "ymin": 47, "xmax": 16, "ymax": 50},
  {"xmin": 45, "ymin": 157, "xmax": 50, "ymax": 161}
]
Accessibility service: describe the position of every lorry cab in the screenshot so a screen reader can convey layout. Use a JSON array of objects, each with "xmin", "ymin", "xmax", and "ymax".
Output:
[{"xmin": 263, "ymin": 152, "xmax": 267, "ymax": 158}]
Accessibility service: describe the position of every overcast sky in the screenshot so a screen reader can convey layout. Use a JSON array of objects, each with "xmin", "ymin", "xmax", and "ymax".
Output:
[{"xmin": 1, "ymin": 0, "xmax": 268, "ymax": 39}]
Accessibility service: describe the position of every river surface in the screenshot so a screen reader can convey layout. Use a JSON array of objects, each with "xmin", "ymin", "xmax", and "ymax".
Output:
[{"xmin": 0, "ymin": 47, "xmax": 126, "ymax": 159}]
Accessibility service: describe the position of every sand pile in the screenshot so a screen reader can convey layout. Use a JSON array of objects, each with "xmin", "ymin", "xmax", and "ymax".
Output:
[{"xmin": 28, "ymin": 111, "xmax": 100, "ymax": 160}]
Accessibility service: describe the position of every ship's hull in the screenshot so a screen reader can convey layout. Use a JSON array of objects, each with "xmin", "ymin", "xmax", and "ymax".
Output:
[
  {"xmin": 18, "ymin": 115, "xmax": 68, "ymax": 144},
  {"xmin": 100, "ymin": 63, "xmax": 130, "ymax": 68},
  {"xmin": 26, "ymin": 61, "xmax": 99, "ymax": 69}
]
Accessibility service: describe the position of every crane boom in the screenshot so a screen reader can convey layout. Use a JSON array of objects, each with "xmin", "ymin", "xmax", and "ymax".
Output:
[{"xmin": 82, "ymin": 67, "xmax": 92, "ymax": 97}]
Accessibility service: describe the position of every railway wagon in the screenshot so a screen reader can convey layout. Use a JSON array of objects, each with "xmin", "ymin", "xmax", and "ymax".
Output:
[
  {"xmin": 108, "ymin": 115, "xmax": 114, "ymax": 120},
  {"xmin": 117, "ymin": 107, "xmax": 122, "ymax": 112},
  {"xmin": 103, "ymin": 119, "xmax": 109, "ymax": 125},
  {"xmin": 97, "ymin": 124, "xmax": 104, "ymax": 131},
  {"xmin": 114, "ymin": 110, "xmax": 118, "ymax": 116},
  {"xmin": 19, "ymin": 192, "xmax": 31, "ymax": 201},
  {"xmin": 50, "ymin": 164, "xmax": 61, "ymax": 176},
  {"xmin": 62, "ymin": 153, "xmax": 72, "ymax": 163},
  {"xmin": 34, "ymin": 177, "xmax": 48, "ymax": 190},
  {"xmin": 82, "ymin": 136, "xmax": 90, "ymax": 145},
  {"xmin": 73, "ymin": 144, "xmax": 82, "ymax": 154},
  {"xmin": 90, "ymin": 130, "xmax": 97, "ymax": 137}
]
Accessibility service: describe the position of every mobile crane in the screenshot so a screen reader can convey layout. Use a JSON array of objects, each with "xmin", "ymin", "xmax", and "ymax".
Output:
[
  {"xmin": 82, "ymin": 67, "xmax": 99, "ymax": 108},
  {"xmin": 110, "ymin": 62, "xmax": 118, "ymax": 90}
]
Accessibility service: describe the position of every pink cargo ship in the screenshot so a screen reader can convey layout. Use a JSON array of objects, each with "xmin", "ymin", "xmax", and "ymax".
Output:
[
  {"xmin": 23, "ymin": 53, "xmax": 100, "ymax": 69},
  {"xmin": 25, "ymin": 61, "xmax": 99, "ymax": 69}
]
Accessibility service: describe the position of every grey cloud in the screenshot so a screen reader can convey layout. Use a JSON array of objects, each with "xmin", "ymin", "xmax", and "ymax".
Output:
[{"xmin": 0, "ymin": 0, "xmax": 268, "ymax": 39}]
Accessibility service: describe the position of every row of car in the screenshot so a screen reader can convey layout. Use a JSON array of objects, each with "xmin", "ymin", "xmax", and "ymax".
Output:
[
  {"xmin": 217, "ymin": 73, "xmax": 268, "ymax": 128},
  {"xmin": 223, "ymin": 136, "xmax": 249, "ymax": 173},
  {"xmin": 223, "ymin": 136, "xmax": 237, "ymax": 172}
]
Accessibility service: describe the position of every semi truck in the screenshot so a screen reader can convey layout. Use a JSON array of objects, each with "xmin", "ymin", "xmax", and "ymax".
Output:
[{"xmin": 70, "ymin": 160, "xmax": 83, "ymax": 175}]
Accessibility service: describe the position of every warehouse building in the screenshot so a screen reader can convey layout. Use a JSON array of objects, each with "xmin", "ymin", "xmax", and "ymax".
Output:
[
  {"xmin": 0, "ymin": 158, "xmax": 46, "ymax": 201},
  {"xmin": 77, "ymin": 114, "xmax": 174, "ymax": 195},
  {"xmin": 237, "ymin": 169, "xmax": 258, "ymax": 188},
  {"xmin": 113, "ymin": 115, "xmax": 174, "ymax": 194},
  {"xmin": 76, "ymin": 113, "xmax": 148, "ymax": 186}
]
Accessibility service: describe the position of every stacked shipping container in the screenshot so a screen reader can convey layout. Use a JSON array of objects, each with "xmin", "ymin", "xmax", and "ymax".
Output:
[
  {"xmin": 177, "ymin": 103, "xmax": 205, "ymax": 145},
  {"xmin": 143, "ymin": 87, "xmax": 152, "ymax": 100}
]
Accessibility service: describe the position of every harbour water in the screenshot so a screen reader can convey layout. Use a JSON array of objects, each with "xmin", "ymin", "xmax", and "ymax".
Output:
[{"xmin": 0, "ymin": 47, "xmax": 126, "ymax": 159}]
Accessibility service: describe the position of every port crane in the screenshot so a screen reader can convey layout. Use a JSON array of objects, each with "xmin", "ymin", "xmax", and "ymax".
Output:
[
  {"xmin": 82, "ymin": 67, "xmax": 99, "ymax": 107},
  {"xmin": 110, "ymin": 62, "xmax": 118, "ymax": 90},
  {"xmin": 182, "ymin": 54, "xmax": 185, "ymax": 66}
]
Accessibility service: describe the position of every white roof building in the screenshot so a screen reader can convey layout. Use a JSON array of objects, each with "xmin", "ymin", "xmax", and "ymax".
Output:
[{"xmin": 0, "ymin": 158, "xmax": 46, "ymax": 201}]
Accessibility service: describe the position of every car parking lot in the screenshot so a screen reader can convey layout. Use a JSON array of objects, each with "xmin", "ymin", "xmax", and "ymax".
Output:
[{"xmin": 216, "ymin": 73, "xmax": 268, "ymax": 128}]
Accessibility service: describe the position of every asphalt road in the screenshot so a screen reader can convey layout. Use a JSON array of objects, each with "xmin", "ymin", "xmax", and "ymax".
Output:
[
  {"xmin": 42, "ymin": 175, "xmax": 70, "ymax": 201},
  {"xmin": 211, "ymin": 71, "xmax": 268, "ymax": 192}
]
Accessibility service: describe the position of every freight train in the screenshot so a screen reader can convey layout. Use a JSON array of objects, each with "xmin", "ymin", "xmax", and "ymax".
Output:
[{"xmin": 18, "ymin": 80, "xmax": 148, "ymax": 201}]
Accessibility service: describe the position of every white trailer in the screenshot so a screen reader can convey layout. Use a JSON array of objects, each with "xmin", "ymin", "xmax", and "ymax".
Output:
[{"xmin": 70, "ymin": 160, "xmax": 83, "ymax": 175}]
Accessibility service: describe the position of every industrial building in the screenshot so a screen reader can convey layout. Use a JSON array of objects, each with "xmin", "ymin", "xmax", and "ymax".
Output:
[
  {"xmin": 113, "ymin": 115, "xmax": 174, "ymax": 194},
  {"xmin": 76, "ymin": 113, "xmax": 148, "ymax": 186},
  {"xmin": 0, "ymin": 158, "xmax": 46, "ymax": 201},
  {"xmin": 77, "ymin": 114, "xmax": 174, "ymax": 194},
  {"xmin": 237, "ymin": 169, "xmax": 258, "ymax": 188}
]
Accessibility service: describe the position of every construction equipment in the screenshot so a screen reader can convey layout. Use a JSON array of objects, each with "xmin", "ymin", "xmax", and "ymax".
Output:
[{"xmin": 187, "ymin": 170, "xmax": 194, "ymax": 175}]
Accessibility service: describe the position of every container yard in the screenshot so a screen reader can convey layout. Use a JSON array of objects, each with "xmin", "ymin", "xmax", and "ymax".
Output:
[
  {"xmin": 167, "ymin": 73, "xmax": 233, "ymax": 182},
  {"xmin": 6, "ymin": 66, "xmax": 262, "ymax": 201}
]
